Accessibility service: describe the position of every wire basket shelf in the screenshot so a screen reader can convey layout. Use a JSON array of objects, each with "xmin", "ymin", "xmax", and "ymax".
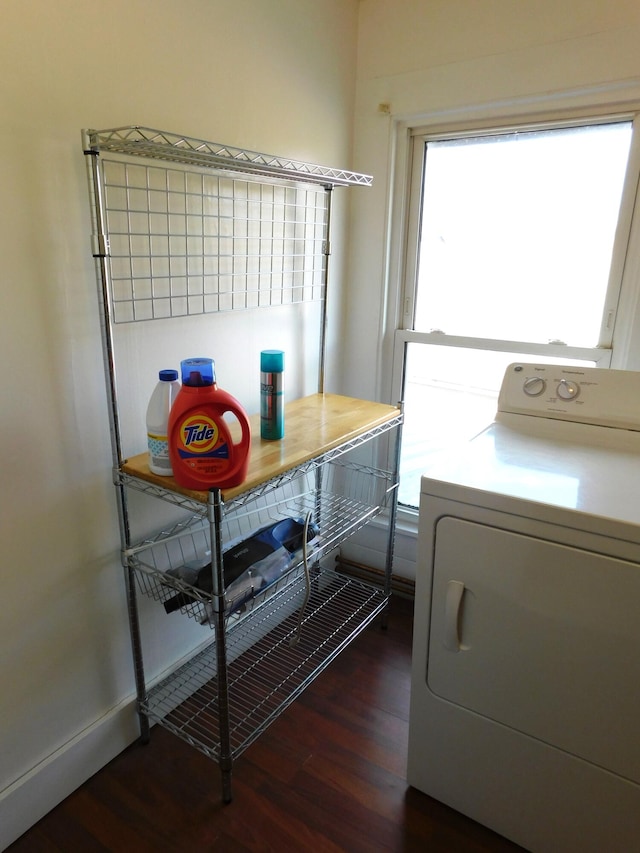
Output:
[{"xmin": 128, "ymin": 459, "xmax": 394, "ymax": 628}]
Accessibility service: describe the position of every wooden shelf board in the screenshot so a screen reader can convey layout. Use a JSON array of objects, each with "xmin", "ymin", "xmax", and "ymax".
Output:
[{"xmin": 121, "ymin": 393, "xmax": 400, "ymax": 504}]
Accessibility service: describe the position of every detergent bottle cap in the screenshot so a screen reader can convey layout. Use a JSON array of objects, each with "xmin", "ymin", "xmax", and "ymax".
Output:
[{"xmin": 181, "ymin": 357, "xmax": 215, "ymax": 387}]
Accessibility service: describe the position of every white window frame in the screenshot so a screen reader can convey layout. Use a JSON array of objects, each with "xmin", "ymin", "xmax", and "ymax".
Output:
[{"xmin": 386, "ymin": 102, "xmax": 640, "ymax": 515}]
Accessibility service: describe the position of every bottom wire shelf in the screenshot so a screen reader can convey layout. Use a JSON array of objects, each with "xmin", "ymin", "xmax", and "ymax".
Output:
[{"xmin": 139, "ymin": 568, "xmax": 387, "ymax": 761}]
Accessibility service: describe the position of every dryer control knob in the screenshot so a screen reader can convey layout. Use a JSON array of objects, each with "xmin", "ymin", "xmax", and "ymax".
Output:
[
  {"xmin": 557, "ymin": 378, "xmax": 580, "ymax": 400},
  {"xmin": 523, "ymin": 376, "xmax": 546, "ymax": 396}
]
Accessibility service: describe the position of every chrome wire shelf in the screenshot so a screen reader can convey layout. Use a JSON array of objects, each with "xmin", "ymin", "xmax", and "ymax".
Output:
[
  {"xmin": 140, "ymin": 569, "xmax": 386, "ymax": 761},
  {"xmin": 84, "ymin": 126, "xmax": 373, "ymax": 188},
  {"xmin": 83, "ymin": 122, "xmax": 396, "ymax": 804}
]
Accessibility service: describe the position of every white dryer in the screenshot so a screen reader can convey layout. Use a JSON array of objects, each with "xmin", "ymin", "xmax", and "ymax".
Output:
[{"xmin": 408, "ymin": 363, "xmax": 640, "ymax": 852}]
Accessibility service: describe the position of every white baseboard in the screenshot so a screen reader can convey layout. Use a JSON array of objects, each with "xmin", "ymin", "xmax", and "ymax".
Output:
[{"xmin": 0, "ymin": 696, "xmax": 140, "ymax": 851}]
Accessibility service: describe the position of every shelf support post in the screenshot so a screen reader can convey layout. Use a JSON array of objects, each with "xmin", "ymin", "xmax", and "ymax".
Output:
[
  {"xmin": 318, "ymin": 185, "xmax": 333, "ymax": 394},
  {"xmin": 84, "ymin": 137, "xmax": 151, "ymax": 743},
  {"xmin": 208, "ymin": 487, "xmax": 234, "ymax": 803},
  {"xmin": 381, "ymin": 404, "xmax": 404, "ymax": 629}
]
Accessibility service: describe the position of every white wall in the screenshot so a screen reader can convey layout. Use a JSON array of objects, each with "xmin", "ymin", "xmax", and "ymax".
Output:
[
  {"xmin": 347, "ymin": 0, "xmax": 640, "ymax": 405},
  {"xmin": 0, "ymin": 1, "xmax": 359, "ymax": 846}
]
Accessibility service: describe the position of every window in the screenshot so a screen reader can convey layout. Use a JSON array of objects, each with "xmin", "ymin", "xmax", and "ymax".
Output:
[{"xmin": 393, "ymin": 115, "xmax": 637, "ymax": 508}]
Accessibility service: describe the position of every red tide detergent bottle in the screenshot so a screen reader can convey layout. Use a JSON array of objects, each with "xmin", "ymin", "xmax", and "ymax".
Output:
[{"xmin": 168, "ymin": 357, "xmax": 251, "ymax": 490}]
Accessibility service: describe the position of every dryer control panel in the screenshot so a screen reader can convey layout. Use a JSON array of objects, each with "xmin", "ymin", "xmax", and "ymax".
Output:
[{"xmin": 498, "ymin": 363, "xmax": 640, "ymax": 430}]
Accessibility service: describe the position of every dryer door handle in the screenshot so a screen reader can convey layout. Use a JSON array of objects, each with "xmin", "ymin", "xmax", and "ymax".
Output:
[{"xmin": 444, "ymin": 580, "xmax": 465, "ymax": 652}]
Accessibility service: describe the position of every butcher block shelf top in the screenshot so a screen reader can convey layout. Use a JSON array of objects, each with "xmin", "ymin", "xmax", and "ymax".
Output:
[{"xmin": 121, "ymin": 393, "xmax": 401, "ymax": 504}]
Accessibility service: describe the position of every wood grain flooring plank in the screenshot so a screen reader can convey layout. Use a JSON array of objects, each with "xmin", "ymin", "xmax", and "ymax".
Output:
[{"xmin": 7, "ymin": 595, "xmax": 523, "ymax": 852}]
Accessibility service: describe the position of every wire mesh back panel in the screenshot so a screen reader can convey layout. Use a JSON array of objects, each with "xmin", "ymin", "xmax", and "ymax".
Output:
[{"xmin": 100, "ymin": 157, "xmax": 329, "ymax": 324}]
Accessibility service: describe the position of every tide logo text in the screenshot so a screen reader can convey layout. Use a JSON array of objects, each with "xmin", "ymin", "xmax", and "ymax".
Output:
[
  {"xmin": 183, "ymin": 424, "xmax": 214, "ymax": 445},
  {"xmin": 179, "ymin": 415, "xmax": 219, "ymax": 454}
]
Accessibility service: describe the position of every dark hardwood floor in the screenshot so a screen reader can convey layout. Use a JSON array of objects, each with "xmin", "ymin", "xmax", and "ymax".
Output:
[{"xmin": 8, "ymin": 595, "xmax": 523, "ymax": 852}]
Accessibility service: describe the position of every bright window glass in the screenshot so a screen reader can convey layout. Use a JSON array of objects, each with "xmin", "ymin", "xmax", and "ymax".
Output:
[{"xmin": 414, "ymin": 123, "xmax": 632, "ymax": 346}]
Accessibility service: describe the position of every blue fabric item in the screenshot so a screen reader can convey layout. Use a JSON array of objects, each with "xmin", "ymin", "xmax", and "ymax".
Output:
[{"xmin": 163, "ymin": 516, "xmax": 318, "ymax": 615}]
